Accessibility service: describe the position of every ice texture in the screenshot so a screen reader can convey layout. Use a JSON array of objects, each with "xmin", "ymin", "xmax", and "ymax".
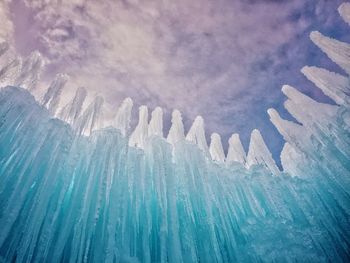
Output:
[
  {"xmin": 167, "ymin": 109, "xmax": 185, "ymax": 145},
  {"xmin": 310, "ymin": 31, "xmax": 350, "ymax": 75},
  {"xmin": 41, "ymin": 74, "xmax": 68, "ymax": 115},
  {"xmin": 115, "ymin": 97, "xmax": 133, "ymax": 136},
  {"xmin": 129, "ymin": 106, "xmax": 148, "ymax": 148},
  {"xmin": 1, "ymin": 3, "xmax": 350, "ymax": 262},
  {"xmin": 209, "ymin": 132, "xmax": 225, "ymax": 162},
  {"xmin": 247, "ymin": 129, "xmax": 280, "ymax": 175},
  {"xmin": 186, "ymin": 116, "xmax": 208, "ymax": 154},
  {"xmin": 302, "ymin": 66, "xmax": 350, "ymax": 106},
  {"xmin": 148, "ymin": 107, "xmax": 163, "ymax": 137},
  {"xmin": 59, "ymin": 86, "xmax": 87, "ymax": 124},
  {"xmin": 14, "ymin": 51, "xmax": 44, "ymax": 91},
  {"xmin": 0, "ymin": 84, "xmax": 349, "ymax": 262},
  {"xmin": 226, "ymin": 133, "xmax": 247, "ymax": 165},
  {"xmin": 339, "ymin": 2, "xmax": 350, "ymax": 26}
]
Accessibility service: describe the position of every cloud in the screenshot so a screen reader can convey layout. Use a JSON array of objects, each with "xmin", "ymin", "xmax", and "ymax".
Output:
[
  {"xmin": 0, "ymin": 0, "xmax": 14, "ymax": 42},
  {"xmin": 3, "ymin": 0, "xmax": 349, "ymax": 161}
]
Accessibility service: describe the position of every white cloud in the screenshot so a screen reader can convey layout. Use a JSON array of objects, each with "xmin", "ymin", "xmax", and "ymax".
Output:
[
  {"xmin": 0, "ymin": 1, "xmax": 14, "ymax": 42},
  {"xmin": 4, "ymin": 0, "xmax": 344, "ymax": 156}
]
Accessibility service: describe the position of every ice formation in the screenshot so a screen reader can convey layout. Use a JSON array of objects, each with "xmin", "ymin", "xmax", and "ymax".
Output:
[{"xmin": 0, "ymin": 3, "xmax": 350, "ymax": 263}]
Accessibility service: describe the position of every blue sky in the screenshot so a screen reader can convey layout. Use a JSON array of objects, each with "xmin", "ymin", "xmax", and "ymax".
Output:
[{"xmin": 0, "ymin": 0, "xmax": 349, "ymax": 164}]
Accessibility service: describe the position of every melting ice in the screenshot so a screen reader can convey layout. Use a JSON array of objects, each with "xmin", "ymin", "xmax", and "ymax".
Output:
[{"xmin": 0, "ymin": 3, "xmax": 350, "ymax": 263}]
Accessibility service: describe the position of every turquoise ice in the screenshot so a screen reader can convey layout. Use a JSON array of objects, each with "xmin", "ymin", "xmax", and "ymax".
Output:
[{"xmin": 0, "ymin": 3, "xmax": 350, "ymax": 263}]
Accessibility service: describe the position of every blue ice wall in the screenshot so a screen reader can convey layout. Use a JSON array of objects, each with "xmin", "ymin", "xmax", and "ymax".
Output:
[
  {"xmin": 1, "ymin": 2, "xmax": 350, "ymax": 262},
  {"xmin": 0, "ymin": 86, "xmax": 349, "ymax": 263}
]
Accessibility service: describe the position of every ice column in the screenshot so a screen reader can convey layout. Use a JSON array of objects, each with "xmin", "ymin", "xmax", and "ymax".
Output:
[
  {"xmin": 301, "ymin": 66, "xmax": 350, "ymax": 106},
  {"xmin": 167, "ymin": 110, "xmax": 185, "ymax": 146},
  {"xmin": 148, "ymin": 107, "xmax": 163, "ymax": 137},
  {"xmin": 115, "ymin": 97, "xmax": 133, "ymax": 136},
  {"xmin": 209, "ymin": 133, "xmax": 225, "ymax": 163},
  {"xmin": 41, "ymin": 74, "xmax": 69, "ymax": 115},
  {"xmin": 129, "ymin": 106, "xmax": 149, "ymax": 148},
  {"xmin": 226, "ymin": 133, "xmax": 247, "ymax": 165},
  {"xmin": 59, "ymin": 87, "xmax": 87, "ymax": 125},
  {"xmin": 247, "ymin": 129, "xmax": 279, "ymax": 175},
  {"xmin": 186, "ymin": 116, "xmax": 208, "ymax": 153},
  {"xmin": 310, "ymin": 31, "xmax": 350, "ymax": 75},
  {"xmin": 14, "ymin": 51, "xmax": 43, "ymax": 91}
]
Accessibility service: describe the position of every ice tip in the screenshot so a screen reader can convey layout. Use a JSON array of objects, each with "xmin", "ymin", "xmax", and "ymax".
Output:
[
  {"xmin": 123, "ymin": 97, "xmax": 133, "ymax": 105},
  {"xmin": 228, "ymin": 133, "xmax": 240, "ymax": 144},
  {"xmin": 194, "ymin": 115, "xmax": 204, "ymax": 124},
  {"xmin": 300, "ymin": 66, "xmax": 311, "ymax": 75},
  {"xmin": 154, "ymin": 106, "xmax": 162, "ymax": 112},
  {"xmin": 210, "ymin": 132, "xmax": 221, "ymax": 139},
  {"xmin": 309, "ymin": 31, "xmax": 321, "ymax": 42},
  {"xmin": 281, "ymin": 84, "xmax": 295, "ymax": 96},
  {"xmin": 138, "ymin": 105, "xmax": 148, "ymax": 115},
  {"xmin": 267, "ymin": 108, "xmax": 278, "ymax": 118},
  {"xmin": 338, "ymin": 2, "xmax": 350, "ymax": 15},
  {"xmin": 251, "ymin": 129, "xmax": 261, "ymax": 137},
  {"xmin": 172, "ymin": 109, "xmax": 182, "ymax": 119}
]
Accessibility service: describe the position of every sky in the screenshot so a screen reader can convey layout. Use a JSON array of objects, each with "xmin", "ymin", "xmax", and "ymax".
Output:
[{"xmin": 0, "ymin": 0, "xmax": 349, "ymax": 164}]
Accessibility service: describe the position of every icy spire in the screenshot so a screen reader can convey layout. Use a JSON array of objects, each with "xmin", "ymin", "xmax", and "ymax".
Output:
[
  {"xmin": 226, "ymin": 133, "xmax": 246, "ymax": 165},
  {"xmin": 0, "ymin": 44, "xmax": 22, "ymax": 87},
  {"xmin": 282, "ymin": 85, "xmax": 338, "ymax": 126},
  {"xmin": 247, "ymin": 129, "xmax": 279, "ymax": 175},
  {"xmin": 74, "ymin": 96, "xmax": 104, "ymax": 135},
  {"xmin": 0, "ymin": 58, "xmax": 21, "ymax": 85},
  {"xmin": 209, "ymin": 133, "xmax": 225, "ymax": 163},
  {"xmin": 280, "ymin": 142, "xmax": 306, "ymax": 176},
  {"xmin": 338, "ymin": 2, "xmax": 350, "ymax": 26},
  {"xmin": 301, "ymin": 66, "xmax": 350, "ymax": 106},
  {"xmin": 59, "ymin": 87, "xmax": 87, "ymax": 124},
  {"xmin": 41, "ymin": 74, "xmax": 69, "ymax": 115},
  {"xmin": 129, "ymin": 106, "xmax": 149, "ymax": 148},
  {"xmin": 148, "ymin": 107, "xmax": 163, "ymax": 137},
  {"xmin": 14, "ymin": 51, "xmax": 44, "ymax": 91},
  {"xmin": 114, "ymin": 97, "xmax": 133, "ymax": 136},
  {"xmin": 186, "ymin": 116, "xmax": 208, "ymax": 153},
  {"xmin": 167, "ymin": 109, "xmax": 185, "ymax": 146},
  {"xmin": 267, "ymin": 108, "xmax": 304, "ymax": 146},
  {"xmin": 310, "ymin": 31, "xmax": 350, "ymax": 75}
]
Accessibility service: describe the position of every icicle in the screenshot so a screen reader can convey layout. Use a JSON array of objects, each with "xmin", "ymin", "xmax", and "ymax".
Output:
[
  {"xmin": 0, "ymin": 57, "xmax": 21, "ymax": 84},
  {"xmin": 301, "ymin": 66, "xmax": 350, "ymax": 106},
  {"xmin": 14, "ymin": 51, "xmax": 44, "ymax": 91},
  {"xmin": 0, "ymin": 44, "xmax": 22, "ymax": 87},
  {"xmin": 167, "ymin": 109, "xmax": 185, "ymax": 146},
  {"xmin": 74, "ymin": 96, "xmax": 104, "ymax": 135},
  {"xmin": 282, "ymin": 85, "xmax": 338, "ymax": 126},
  {"xmin": 310, "ymin": 31, "xmax": 350, "ymax": 76},
  {"xmin": 41, "ymin": 74, "xmax": 69, "ymax": 115},
  {"xmin": 186, "ymin": 116, "xmax": 208, "ymax": 153},
  {"xmin": 59, "ymin": 87, "xmax": 87, "ymax": 125},
  {"xmin": 247, "ymin": 129, "xmax": 280, "ymax": 175},
  {"xmin": 339, "ymin": 2, "xmax": 350, "ymax": 26},
  {"xmin": 114, "ymin": 97, "xmax": 133, "ymax": 136},
  {"xmin": 129, "ymin": 106, "xmax": 148, "ymax": 148},
  {"xmin": 209, "ymin": 133, "xmax": 225, "ymax": 163},
  {"xmin": 226, "ymin": 133, "xmax": 246, "ymax": 165},
  {"xmin": 267, "ymin": 108, "xmax": 305, "ymax": 146},
  {"xmin": 280, "ymin": 142, "xmax": 307, "ymax": 177},
  {"xmin": 148, "ymin": 107, "xmax": 163, "ymax": 137}
]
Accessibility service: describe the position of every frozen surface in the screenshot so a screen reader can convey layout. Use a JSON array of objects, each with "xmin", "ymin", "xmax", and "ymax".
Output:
[
  {"xmin": 0, "ymin": 85, "xmax": 349, "ymax": 263},
  {"xmin": 0, "ymin": 3, "xmax": 350, "ymax": 262},
  {"xmin": 226, "ymin": 133, "xmax": 247, "ymax": 165}
]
